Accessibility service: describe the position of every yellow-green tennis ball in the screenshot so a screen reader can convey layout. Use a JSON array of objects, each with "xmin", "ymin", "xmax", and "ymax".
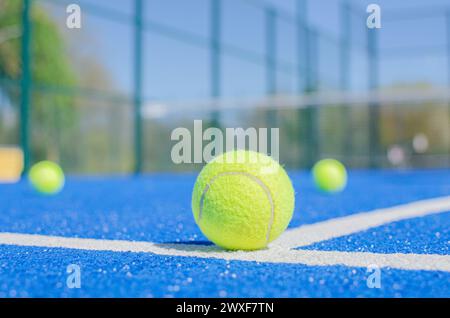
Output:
[
  {"xmin": 312, "ymin": 158, "xmax": 347, "ymax": 193},
  {"xmin": 29, "ymin": 161, "xmax": 65, "ymax": 195},
  {"xmin": 192, "ymin": 150, "xmax": 295, "ymax": 251}
]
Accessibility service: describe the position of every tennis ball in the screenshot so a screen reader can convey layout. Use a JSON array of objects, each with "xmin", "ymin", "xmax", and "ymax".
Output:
[
  {"xmin": 192, "ymin": 150, "xmax": 295, "ymax": 251},
  {"xmin": 312, "ymin": 158, "xmax": 347, "ymax": 193},
  {"xmin": 29, "ymin": 161, "xmax": 65, "ymax": 195}
]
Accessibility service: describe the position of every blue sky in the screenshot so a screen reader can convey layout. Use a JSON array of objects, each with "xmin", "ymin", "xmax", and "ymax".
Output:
[{"xmin": 42, "ymin": 0, "xmax": 450, "ymax": 101}]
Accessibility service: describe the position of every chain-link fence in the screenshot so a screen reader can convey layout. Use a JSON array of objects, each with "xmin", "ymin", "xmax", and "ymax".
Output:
[{"xmin": 0, "ymin": 0, "xmax": 448, "ymax": 173}]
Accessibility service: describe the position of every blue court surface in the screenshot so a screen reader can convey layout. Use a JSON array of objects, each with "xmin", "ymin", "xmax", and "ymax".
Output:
[{"xmin": 0, "ymin": 170, "xmax": 449, "ymax": 297}]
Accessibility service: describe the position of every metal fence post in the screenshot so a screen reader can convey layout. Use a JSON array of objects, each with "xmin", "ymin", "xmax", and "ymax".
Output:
[
  {"xmin": 296, "ymin": 0, "xmax": 311, "ymax": 167},
  {"xmin": 133, "ymin": 0, "xmax": 144, "ymax": 173},
  {"xmin": 266, "ymin": 7, "xmax": 276, "ymax": 97},
  {"xmin": 446, "ymin": 10, "xmax": 450, "ymax": 164},
  {"xmin": 297, "ymin": 0, "xmax": 319, "ymax": 168},
  {"xmin": 20, "ymin": 0, "xmax": 32, "ymax": 174},
  {"xmin": 340, "ymin": 0, "xmax": 352, "ymax": 162},
  {"xmin": 297, "ymin": 0, "xmax": 307, "ymax": 93},
  {"xmin": 210, "ymin": 0, "xmax": 221, "ymax": 127},
  {"xmin": 265, "ymin": 6, "xmax": 277, "ymax": 155},
  {"xmin": 306, "ymin": 28, "xmax": 319, "ymax": 167},
  {"xmin": 367, "ymin": 26, "xmax": 380, "ymax": 168}
]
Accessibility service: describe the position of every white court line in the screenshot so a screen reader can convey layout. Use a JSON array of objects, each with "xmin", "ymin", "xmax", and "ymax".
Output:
[
  {"xmin": 0, "ymin": 196, "xmax": 449, "ymax": 272},
  {"xmin": 275, "ymin": 195, "xmax": 450, "ymax": 249},
  {"xmin": 0, "ymin": 232, "xmax": 448, "ymax": 272}
]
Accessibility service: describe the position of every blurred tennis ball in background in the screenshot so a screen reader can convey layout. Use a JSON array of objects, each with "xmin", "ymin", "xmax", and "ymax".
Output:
[
  {"xmin": 192, "ymin": 150, "xmax": 295, "ymax": 251},
  {"xmin": 29, "ymin": 161, "xmax": 65, "ymax": 195},
  {"xmin": 312, "ymin": 158, "xmax": 347, "ymax": 193}
]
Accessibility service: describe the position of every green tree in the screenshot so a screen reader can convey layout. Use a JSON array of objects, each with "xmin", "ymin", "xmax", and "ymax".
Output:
[{"xmin": 0, "ymin": 0, "xmax": 78, "ymax": 165}]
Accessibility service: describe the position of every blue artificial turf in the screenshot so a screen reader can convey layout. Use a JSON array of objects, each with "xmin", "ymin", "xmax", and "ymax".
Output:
[
  {"xmin": 0, "ymin": 245, "xmax": 448, "ymax": 298},
  {"xmin": 300, "ymin": 212, "xmax": 450, "ymax": 255},
  {"xmin": 0, "ymin": 169, "xmax": 449, "ymax": 297}
]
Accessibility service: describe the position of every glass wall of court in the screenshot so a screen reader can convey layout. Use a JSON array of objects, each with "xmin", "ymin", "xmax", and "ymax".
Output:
[{"xmin": 0, "ymin": 0, "xmax": 448, "ymax": 173}]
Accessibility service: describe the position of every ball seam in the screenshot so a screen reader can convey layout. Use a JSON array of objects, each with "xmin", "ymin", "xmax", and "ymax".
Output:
[{"xmin": 198, "ymin": 171, "xmax": 275, "ymax": 245}]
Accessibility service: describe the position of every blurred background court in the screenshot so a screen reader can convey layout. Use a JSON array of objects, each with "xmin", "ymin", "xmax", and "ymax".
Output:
[{"xmin": 0, "ymin": 0, "xmax": 449, "ymax": 175}]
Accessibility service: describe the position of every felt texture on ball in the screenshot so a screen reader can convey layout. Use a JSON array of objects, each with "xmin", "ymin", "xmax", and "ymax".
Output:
[
  {"xmin": 29, "ymin": 161, "xmax": 65, "ymax": 195},
  {"xmin": 192, "ymin": 150, "xmax": 295, "ymax": 251},
  {"xmin": 312, "ymin": 158, "xmax": 347, "ymax": 193}
]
